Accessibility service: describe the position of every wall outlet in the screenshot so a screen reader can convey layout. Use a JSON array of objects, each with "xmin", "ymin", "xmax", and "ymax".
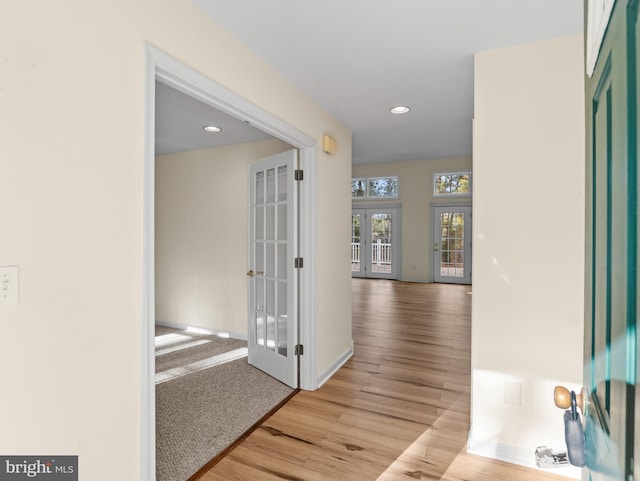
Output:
[
  {"xmin": 0, "ymin": 266, "xmax": 19, "ymax": 305},
  {"xmin": 504, "ymin": 381, "xmax": 523, "ymax": 406}
]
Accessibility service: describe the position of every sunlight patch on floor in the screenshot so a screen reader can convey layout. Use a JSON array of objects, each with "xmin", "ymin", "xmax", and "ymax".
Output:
[
  {"xmin": 155, "ymin": 339, "xmax": 212, "ymax": 356},
  {"xmin": 155, "ymin": 347, "xmax": 248, "ymax": 385}
]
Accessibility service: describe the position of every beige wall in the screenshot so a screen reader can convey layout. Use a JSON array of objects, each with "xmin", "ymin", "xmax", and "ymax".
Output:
[
  {"xmin": 471, "ymin": 34, "xmax": 584, "ymax": 475},
  {"xmin": 353, "ymin": 157, "xmax": 472, "ymax": 282},
  {"xmin": 155, "ymin": 139, "xmax": 292, "ymax": 337},
  {"xmin": 0, "ymin": 1, "xmax": 351, "ymax": 479}
]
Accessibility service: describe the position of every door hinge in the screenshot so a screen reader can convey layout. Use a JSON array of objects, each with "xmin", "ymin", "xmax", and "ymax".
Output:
[
  {"xmin": 295, "ymin": 257, "xmax": 304, "ymax": 268},
  {"xmin": 294, "ymin": 169, "xmax": 304, "ymax": 181},
  {"xmin": 295, "ymin": 344, "xmax": 304, "ymax": 356}
]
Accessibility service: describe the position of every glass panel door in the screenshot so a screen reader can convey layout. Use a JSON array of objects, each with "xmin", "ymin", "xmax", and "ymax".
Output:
[
  {"xmin": 351, "ymin": 209, "xmax": 364, "ymax": 277},
  {"xmin": 351, "ymin": 208, "xmax": 400, "ymax": 279},
  {"xmin": 433, "ymin": 205, "xmax": 471, "ymax": 284},
  {"xmin": 370, "ymin": 213, "xmax": 393, "ymax": 275},
  {"xmin": 248, "ymin": 149, "xmax": 297, "ymax": 388}
]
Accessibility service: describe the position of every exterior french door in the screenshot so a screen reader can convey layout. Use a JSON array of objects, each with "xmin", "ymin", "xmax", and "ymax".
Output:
[
  {"xmin": 351, "ymin": 208, "xmax": 400, "ymax": 279},
  {"xmin": 433, "ymin": 205, "xmax": 472, "ymax": 284},
  {"xmin": 248, "ymin": 150, "xmax": 298, "ymax": 388}
]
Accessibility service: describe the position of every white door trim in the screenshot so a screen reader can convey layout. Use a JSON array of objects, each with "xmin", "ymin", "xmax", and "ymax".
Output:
[{"xmin": 143, "ymin": 45, "xmax": 318, "ymax": 481}]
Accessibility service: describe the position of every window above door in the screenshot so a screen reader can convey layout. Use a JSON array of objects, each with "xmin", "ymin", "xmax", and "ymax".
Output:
[
  {"xmin": 352, "ymin": 176, "xmax": 399, "ymax": 199},
  {"xmin": 433, "ymin": 172, "xmax": 472, "ymax": 197}
]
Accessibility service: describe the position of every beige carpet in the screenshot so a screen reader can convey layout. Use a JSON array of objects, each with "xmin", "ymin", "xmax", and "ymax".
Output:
[{"xmin": 155, "ymin": 325, "xmax": 294, "ymax": 481}]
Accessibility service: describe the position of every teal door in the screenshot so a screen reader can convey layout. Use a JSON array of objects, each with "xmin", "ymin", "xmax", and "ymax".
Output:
[{"xmin": 585, "ymin": 1, "xmax": 638, "ymax": 479}]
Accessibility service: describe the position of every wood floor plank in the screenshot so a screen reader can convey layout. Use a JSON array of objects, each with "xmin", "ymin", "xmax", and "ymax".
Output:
[{"xmin": 197, "ymin": 280, "xmax": 574, "ymax": 481}]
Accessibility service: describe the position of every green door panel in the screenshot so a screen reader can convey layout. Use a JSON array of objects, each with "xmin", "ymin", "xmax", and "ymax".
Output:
[{"xmin": 584, "ymin": 1, "xmax": 637, "ymax": 480}]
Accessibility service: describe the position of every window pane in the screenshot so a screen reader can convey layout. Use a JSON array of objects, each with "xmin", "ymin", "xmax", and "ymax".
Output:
[
  {"xmin": 266, "ymin": 205, "xmax": 275, "ymax": 240},
  {"xmin": 277, "ymin": 316, "xmax": 287, "ymax": 356},
  {"xmin": 255, "ymin": 241, "xmax": 264, "ymax": 273},
  {"xmin": 352, "ymin": 179, "xmax": 366, "ymax": 198},
  {"xmin": 277, "ymin": 165, "xmax": 287, "ymax": 202},
  {"xmin": 255, "ymin": 206, "xmax": 264, "ymax": 240},
  {"xmin": 277, "ymin": 243, "xmax": 287, "ymax": 280},
  {"xmin": 434, "ymin": 172, "xmax": 471, "ymax": 196},
  {"xmin": 277, "ymin": 204, "xmax": 287, "ymax": 240},
  {"xmin": 255, "ymin": 171, "xmax": 265, "ymax": 203},
  {"xmin": 351, "ymin": 213, "xmax": 361, "ymax": 273},
  {"xmin": 368, "ymin": 177, "xmax": 398, "ymax": 198},
  {"xmin": 266, "ymin": 168, "xmax": 276, "ymax": 203},
  {"xmin": 266, "ymin": 243, "xmax": 275, "ymax": 277}
]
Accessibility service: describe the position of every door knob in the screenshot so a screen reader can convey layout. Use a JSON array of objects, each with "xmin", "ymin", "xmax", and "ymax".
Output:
[
  {"xmin": 554, "ymin": 385, "xmax": 586, "ymax": 414},
  {"xmin": 246, "ymin": 270, "xmax": 264, "ymax": 277},
  {"xmin": 246, "ymin": 270, "xmax": 254, "ymax": 277}
]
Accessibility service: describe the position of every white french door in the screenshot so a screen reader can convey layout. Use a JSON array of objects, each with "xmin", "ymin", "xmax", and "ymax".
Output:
[
  {"xmin": 351, "ymin": 209, "xmax": 365, "ymax": 277},
  {"xmin": 351, "ymin": 207, "xmax": 400, "ymax": 279},
  {"xmin": 433, "ymin": 205, "xmax": 472, "ymax": 284},
  {"xmin": 248, "ymin": 149, "xmax": 298, "ymax": 388}
]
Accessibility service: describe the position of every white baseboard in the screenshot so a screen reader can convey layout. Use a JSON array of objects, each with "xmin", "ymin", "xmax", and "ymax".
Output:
[
  {"xmin": 315, "ymin": 340, "xmax": 354, "ymax": 389},
  {"xmin": 155, "ymin": 320, "xmax": 247, "ymax": 341},
  {"xmin": 467, "ymin": 431, "xmax": 581, "ymax": 479}
]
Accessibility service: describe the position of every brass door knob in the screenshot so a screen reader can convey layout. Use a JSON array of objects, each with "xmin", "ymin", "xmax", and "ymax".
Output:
[
  {"xmin": 246, "ymin": 270, "xmax": 254, "ymax": 277},
  {"xmin": 554, "ymin": 385, "xmax": 586, "ymax": 414}
]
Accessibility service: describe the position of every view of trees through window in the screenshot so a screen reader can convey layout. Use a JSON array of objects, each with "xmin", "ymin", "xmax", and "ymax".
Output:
[
  {"xmin": 352, "ymin": 176, "xmax": 398, "ymax": 199},
  {"xmin": 434, "ymin": 172, "xmax": 471, "ymax": 196},
  {"xmin": 352, "ymin": 179, "xmax": 366, "ymax": 198},
  {"xmin": 368, "ymin": 177, "xmax": 398, "ymax": 198}
]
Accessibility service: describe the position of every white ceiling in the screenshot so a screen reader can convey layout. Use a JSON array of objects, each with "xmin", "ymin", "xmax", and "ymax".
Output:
[
  {"xmin": 156, "ymin": 1, "xmax": 583, "ymax": 163},
  {"xmin": 155, "ymin": 82, "xmax": 273, "ymax": 155}
]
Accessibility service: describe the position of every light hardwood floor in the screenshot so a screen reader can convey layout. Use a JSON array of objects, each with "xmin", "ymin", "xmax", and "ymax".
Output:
[{"xmin": 201, "ymin": 279, "xmax": 573, "ymax": 481}]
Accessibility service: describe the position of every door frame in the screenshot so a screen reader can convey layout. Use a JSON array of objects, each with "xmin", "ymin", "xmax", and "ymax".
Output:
[
  {"xmin": 431, "ymin": 202, "xmax": 472, "ymax": 284},
  {"xmin": 142, "ymin": 45, "xmax": 318, "ymax": 481}
]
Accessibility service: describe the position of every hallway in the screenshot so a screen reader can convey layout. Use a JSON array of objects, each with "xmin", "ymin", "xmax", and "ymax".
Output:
[{"xmin": 201, "ymin": 279, "xmax": 572, "ymax": 481}]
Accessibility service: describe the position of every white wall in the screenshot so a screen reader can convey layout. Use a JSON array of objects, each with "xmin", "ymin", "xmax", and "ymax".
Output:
[
  {"xmin": 353, "ymin": 157, "xmax": 472, "ymax": 282},
  {"xmin": 471, "ymin": 34, "xmax": 585, "ymax": 477},
  {"xmin": 0, "ymin": 1, "xmax": 352, "ymax": 479},
  {"xmin": 155, "ymin": 139, "xmax": 292, "ymax": 337}
]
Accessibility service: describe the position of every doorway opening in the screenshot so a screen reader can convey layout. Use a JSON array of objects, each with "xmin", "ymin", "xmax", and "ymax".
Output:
[{"xmin": 143, "ymin": 45, "xmax": 317, "ymax": 481}]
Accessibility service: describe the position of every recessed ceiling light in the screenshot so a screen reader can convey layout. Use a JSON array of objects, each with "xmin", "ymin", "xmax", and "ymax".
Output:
[
  {"xmin": 203, "ymin": 125, "xmax": 221, "ymax": 132},
  {"xmin": 390, "ymin": 106, "xmax": 410, "ymax": 115}
]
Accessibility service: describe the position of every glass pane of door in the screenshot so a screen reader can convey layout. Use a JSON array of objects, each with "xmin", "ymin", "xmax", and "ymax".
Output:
[
  {"xmin": 434, "ymin": 206, "xmax": 471, "ymax": 284},
  {"xmin": 370, "ymin": 213, "xmax": 392, "ymax": 274},
  {"xmin": 351, "ymin": 210, "xmax": 364, "ymax": 276}
]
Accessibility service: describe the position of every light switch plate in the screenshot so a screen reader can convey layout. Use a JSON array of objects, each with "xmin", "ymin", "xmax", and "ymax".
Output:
[
  {"xmin": 0, "ymin": 266, "xmax": 19, "ymax": 305},
  {"xmin": 504, "ymin": 381, "xmax": 522, "ymax": 406}
]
